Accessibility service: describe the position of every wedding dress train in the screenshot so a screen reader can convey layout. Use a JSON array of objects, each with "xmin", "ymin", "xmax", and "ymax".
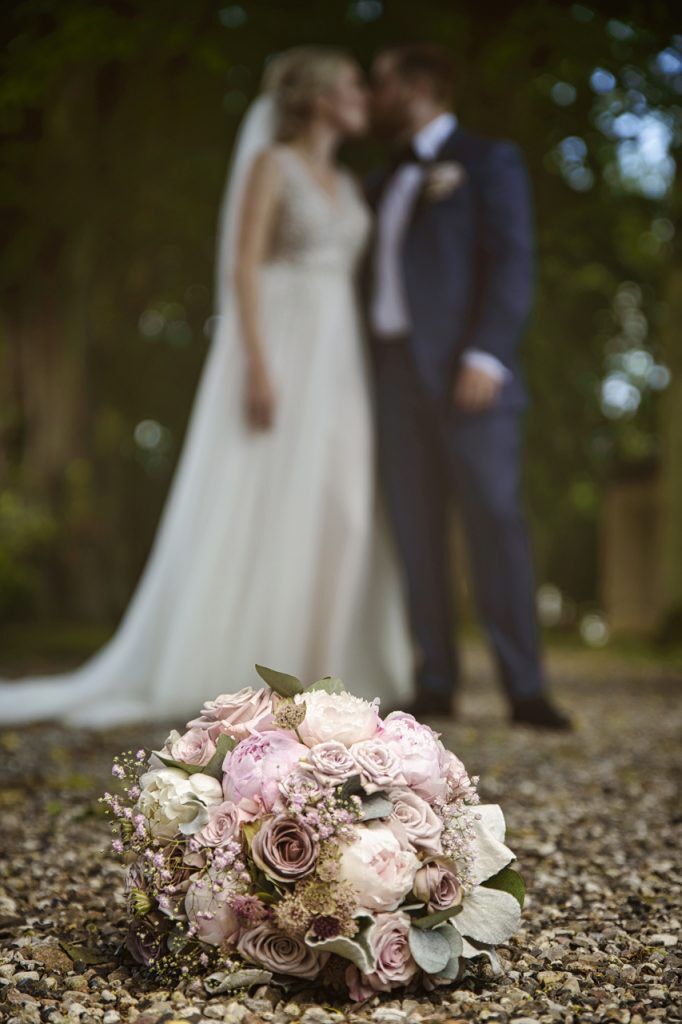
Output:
[{"xmin": 0, "ymin": 114, "xmax": 412, "ymax": 727}]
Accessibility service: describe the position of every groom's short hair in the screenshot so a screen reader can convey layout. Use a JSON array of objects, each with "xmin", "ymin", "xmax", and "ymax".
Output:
[{"xmin": 384, "ymin": 43, "xmax": 456, "ymax": 105}]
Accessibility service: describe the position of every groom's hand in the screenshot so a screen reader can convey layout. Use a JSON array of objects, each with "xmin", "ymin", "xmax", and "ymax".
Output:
[{"xmin": 453, "ymin": 364, "xmax": 502, "ymax": 413}]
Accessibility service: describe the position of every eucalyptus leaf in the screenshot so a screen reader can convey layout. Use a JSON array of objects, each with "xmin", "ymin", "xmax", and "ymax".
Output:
[
  {"xmin": 432, "ymin": 923, "xmax": 463, "ymax": 980},
  {"xmin": 150, "ymin": 751, "xmax": 202, "ymax": 775},
  {"xmin": 305, "ymin": 676, "xmax": 346, "ymax": 694},
  {"xmin": 482, "ymin": 865, "xmax": 525, "ymax": 907},
  {"xmin": 411, "ymin": 903, "xmax": 463, "ymax": 929},
  {"xmin": 255, "ymin": 664, "xmax": 304, "ymax": 698},
  {"xmin": 202, "ymin": 732, "xmax": 236, "ymax": 779},
  {"xmin": 204, "ymin": 968, "xmax": 272, "ymax": 994},
  {"xmin": 305, "ymin": 921, "xmax": 374, "ymax": 974},
  {"xmin": 359, "ymin": 792, "xmax": 393, "ymax": 821},
  {"xmin": 408, "ymin": 925, "xmax": 451, "ymax": 974},
  {"xmin": 242, "ymin": 820, "xmax": 262, "ymax": 849}
]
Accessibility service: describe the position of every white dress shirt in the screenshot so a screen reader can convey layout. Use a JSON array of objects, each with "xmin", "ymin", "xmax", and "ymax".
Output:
[{"xmin": 370, "ymin": 111, "xmax": 508, "ymax": 383}]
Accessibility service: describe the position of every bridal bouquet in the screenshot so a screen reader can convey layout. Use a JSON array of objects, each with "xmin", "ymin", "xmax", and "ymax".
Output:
[{"xmin": 105, "ymin": 668, "xmax": 523, "ymax": 998}]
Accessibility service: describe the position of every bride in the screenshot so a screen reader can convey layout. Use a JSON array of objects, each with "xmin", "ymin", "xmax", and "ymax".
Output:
[{"xmin": 0, "ymin": 46, "xmax": 412, "ymax": 727}]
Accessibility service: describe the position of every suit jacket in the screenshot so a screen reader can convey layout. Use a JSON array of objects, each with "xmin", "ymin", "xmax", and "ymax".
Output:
[{"xmin": 364, "ymin": 126, "xmax": 534, "ymax": 408}]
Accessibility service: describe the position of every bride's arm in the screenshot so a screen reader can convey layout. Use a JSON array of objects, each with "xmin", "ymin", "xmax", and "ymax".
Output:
[{"xmin": 234, "ymin": 148, "xmax": 283, "ymax": 430}]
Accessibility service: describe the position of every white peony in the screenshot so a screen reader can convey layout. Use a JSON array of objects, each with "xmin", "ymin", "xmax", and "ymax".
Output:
[
  {"xmin": 294, "ymin": 691, "xmax": 380, "ymax": 747},
  {"xmin": 137, "ymin": 767, "xmax": 223, "ymax": 841},
  {"xmin": 337, "ymin": 822, "xmax": 420, "ymax": 912}
]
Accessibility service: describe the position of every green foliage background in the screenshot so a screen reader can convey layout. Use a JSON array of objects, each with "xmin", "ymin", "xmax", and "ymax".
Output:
[{"xmin": 0, "ymin": 0, "xmax": 679, "ymax": 630}]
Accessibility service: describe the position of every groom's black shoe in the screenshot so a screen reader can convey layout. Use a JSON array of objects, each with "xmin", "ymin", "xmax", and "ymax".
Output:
[
  {"xmin": 511, "ymin": 694, "xmax": 572, "ymax": 731},
  {"xmin": 385, "ymin": 693, "xmax": 456, "ymax": 720}
]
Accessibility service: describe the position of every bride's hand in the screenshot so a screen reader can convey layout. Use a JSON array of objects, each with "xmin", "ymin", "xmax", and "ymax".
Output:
[{"xmin": 246, "ymin": 359, "xmax": 276, "ymax": 430}]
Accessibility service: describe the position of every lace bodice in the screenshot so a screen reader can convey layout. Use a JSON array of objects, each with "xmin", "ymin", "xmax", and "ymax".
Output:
[{"xmin": 265, "ymin": 147, "xmax": 371, "ymax": 272}]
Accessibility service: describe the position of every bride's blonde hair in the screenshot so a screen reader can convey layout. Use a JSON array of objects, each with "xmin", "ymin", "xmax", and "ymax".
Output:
[{"xmin": 263, "ymin": 46, "xmax": 354, "ymax": 141}]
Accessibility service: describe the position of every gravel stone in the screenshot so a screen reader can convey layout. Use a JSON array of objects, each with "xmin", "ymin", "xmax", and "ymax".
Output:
[{"xmin": 0, "ymin": 653, "xmax": 680, "ymax": 1022}]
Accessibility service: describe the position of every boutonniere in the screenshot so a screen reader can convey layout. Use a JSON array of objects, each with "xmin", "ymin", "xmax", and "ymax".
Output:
[{"xmin": 423, "ymin": 160, "xmax": 468, "ymax": 201}]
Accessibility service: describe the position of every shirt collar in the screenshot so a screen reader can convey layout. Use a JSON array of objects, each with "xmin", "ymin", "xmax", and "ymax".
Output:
[{"xmin": 412, "ymin": 112, "xmax": 458, "ymax": 161}]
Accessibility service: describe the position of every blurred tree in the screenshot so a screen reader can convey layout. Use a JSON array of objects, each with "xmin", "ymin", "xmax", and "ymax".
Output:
[{"xmin": 0, "ymin": 0, "xmax": 679, "ymax": 631}]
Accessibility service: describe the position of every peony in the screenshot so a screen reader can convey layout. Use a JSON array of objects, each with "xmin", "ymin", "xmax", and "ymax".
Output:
[
  {"xmin": 238, "ymin": 922, "xmax": 328, "ymax": 979},
  {"xmin": 185, "ymin": 868, "xmax": 241, "ymax": 947},
  {"xmin": 365, "ymin": 911, "xmax": 419, "ymax": 991},
  {"xmin": 380, "ymin": 713, "xmax": 446, "ymax": 802},
  {"xmin": 162, "ymin": 727, "xmax": 216, "ymax": 767},
  {"xmin": 294, "ymin": 691, "xmax": 380, "ymax": 747},
  {"xmin": 350, "ymin": 739, "xmax": 407, "ymax": 793},
  {"xmin": 251, "ymin": 815, "xmax": 319, "ymax": 882},
  {"xmin": 337, "ymin": 822, "xmax": 420, "ymax": 912},
  {"xmin": 194, "ymin": 800, "xmax": 242, "ymax": 847},
  {"xmin": 413, "ymin": 858, "xmax": 463, "ymax": 912},
  {"xmin": 187, "ymin": 687, "xmax": 273, "ymax": 741},
  {"xmin": 137, "ymin": 767, "xmax": 223, "ymax": 840},
  {"xmin": 388, "ymin": 789, "xmax": 443, "ymax": 854},
  {"xmin": 223, "ymin": 732, "xmax": 308, "ymax": 813},
  {"xmin": 306, "ymin": 741, "xmax": 358, "ymax": 786}
]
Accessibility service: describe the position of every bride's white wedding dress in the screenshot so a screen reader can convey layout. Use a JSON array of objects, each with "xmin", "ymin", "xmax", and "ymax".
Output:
[{"xmin": 0, "ymin": 104, "xmax": 412, "ymax": 727}]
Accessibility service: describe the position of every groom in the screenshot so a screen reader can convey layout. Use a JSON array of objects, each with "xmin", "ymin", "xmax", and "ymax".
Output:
[{"xmin": 366, "ymin": 43, "xmax": 570, "ymax": 730}]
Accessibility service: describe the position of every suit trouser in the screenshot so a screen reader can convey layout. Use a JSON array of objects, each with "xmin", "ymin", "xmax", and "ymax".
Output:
[{"xmin": 373, "ymin": 341, "xmax": 544, "ymax": 703}]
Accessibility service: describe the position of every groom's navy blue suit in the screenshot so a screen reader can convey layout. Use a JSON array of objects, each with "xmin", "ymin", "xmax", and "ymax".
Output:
[{"xmin": 365, "ymin": 124, "xmax": 544, "ymax": 703}]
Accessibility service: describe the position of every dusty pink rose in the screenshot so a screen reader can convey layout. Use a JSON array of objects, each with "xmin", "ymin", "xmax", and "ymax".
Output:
[
  {"xmin": 380, "ymin": 713, "xmax": 446, "ymax": 802},
  {"xmin": 162, "ymin": 727, "xmax": 216, "ymax": 767},
  {"xmin": 306, "ymin": 741, "xmax": 358, "ymax": 786},
  {"xmin": 238, "ymin": 922, "xmax": 328, "ymax": 979},
  {"xmin": 184, "ymin": 868, "xmax": 240, "ymax": 947},
  {"xmin": 187, "ymin": 687, "xmax": 273, "ymax": 741},
  {"xmin": 251, "ymin": 815, "xmax": 319, "ymax": 882},
  {"xmin": 388, "ymin": 789, "xmax": 443, "ymax": 854},
  {"xmin": 337, "ymin": 822, "xmax": 419, "ymax": 912},
  {"xmin": 363, "ymin": 911, "xmax": 419, "ymax": 992},
  {"xmin": 223, "ymin": 732, "xmax": 308, "ymax": 812},
  {"xmin": 350, "ymin": 739, "xmax": 407, "ymax": 793},
  {"xmin": 194, "ymin": 800, "xmax": 242, "ymax": 847},
  {"xmin": 413, "ymin": 858, "xmax": 463, "ymax": 912}
]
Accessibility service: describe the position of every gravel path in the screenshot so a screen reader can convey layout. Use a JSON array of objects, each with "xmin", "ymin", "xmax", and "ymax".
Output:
[{"xmin": 1, "ymin": 649, "xmax": 680, "ymax": 1023}]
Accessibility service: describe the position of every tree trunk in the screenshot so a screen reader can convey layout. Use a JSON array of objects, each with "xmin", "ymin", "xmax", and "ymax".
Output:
[{"xmin": 659, "ymin": 265, "xmax": 682, "ymax": 636}]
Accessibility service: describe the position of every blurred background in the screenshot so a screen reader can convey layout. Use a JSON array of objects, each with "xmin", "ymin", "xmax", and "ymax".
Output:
[{"xmin": 0, "ymin": 0, "xmax": 680, "ymax": 674}]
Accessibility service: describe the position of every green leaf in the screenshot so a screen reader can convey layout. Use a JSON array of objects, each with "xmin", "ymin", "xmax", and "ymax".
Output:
[
  {"xmin": 305, "ymin": 912, "xmax": 375, "ymax": 974},
  {"xmin": 150, "ymin": 751, "xmax": 200, "ymax": 774},
  {"xmin": 58, "ymin": 941, "xmax": 111, "ymax": 965},
  {"xmin": 339, "ymin": 774, "xmax": 363, "ymax": 800},
  {"xmin": 408, "ymin": 925, "xmax": 451, "ymax": 974},
  {"xmin": 204, "ymin": 968, "xmax": 273, "ymax": 994},
  {"xmin": 359, "ymin": 792, "xmax": 393, "ymax": 821},
  {"xmin": 482, "ymin": 866, "xmax": 525, "ymax": 907},
  {"xmin": 305, "ymin": 676, "xmax": 346, "ymax": 694},
  {"xmin": 202, "ymin": 732, "xmax": 236, "ymax": 778},
  {"xmin": 255, "ymin": 664, "xmax": 304, "ymax": 698},
  {"xmin": 432, "ymin": 923, "xmax": 463, "ymax": 980},
  {"xmin": 411, "ymin": 903, "xmax": 463, "ymax": 929},
  {"xmin": 242, "ymin": 820, "xmax": 262, "ymax": 850}
]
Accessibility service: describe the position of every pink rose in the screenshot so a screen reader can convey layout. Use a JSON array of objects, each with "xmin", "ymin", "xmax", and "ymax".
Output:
[
  {"xmin": 307, "ymin": 741, "xmax": 358, "ymax": 786},
  {"xmin": 388, "ymin": 789, "xmax": 443, "ymax": 855},
  {"xmin": 380, "ymin": 713, "xmax": 446, "ymax": 802},
  {"xmin": 184, "ymin": 868, "xmax": 241, "ymax": 947},
  {"xmin": 238, "ymin": 922, "xmax": 328, "ymax": 979},
  {"xmin": 363, "ymin": 911, "xmax": 419, "ymax": 992},
  {"xmin": 187, "ymin": 687, "xmax": 273, "ymax": 742},
  {"xmin": 337, "ymin": 822, "xmax": 419, "ymax": 912},
  {"xmin": 413, "ymin": 858, "xmax": 462, "ymax": 912},
  {"xmin": 251, "ymin": 815, "xmax": 319, "ymax": 882},
  {"xmin": 162, "ymin": 727, "xmax": 216, "ymax": 767},
  {"xmin": 350, "ymin": 739, "xmax": 407, "ymax": 794},
  {"xmin": 194, "ymin": 800, "xmax": 242, "ymax": 847},
  {"xmin": 223, "ymin": 732, "xmax": 308, "ymax": 812}
]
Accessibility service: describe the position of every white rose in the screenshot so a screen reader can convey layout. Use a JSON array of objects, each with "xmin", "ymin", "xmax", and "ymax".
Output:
[
  {"xmin": 294, "ymin": 691, "xmax": 380, "ymax": 747},
  {"xmin": 337, "ymin": 823, "xmax": 420, "ymax": 912},
  {"xmin": 137, "ymin": 767, "xmax": 223, "ymax": 841}
]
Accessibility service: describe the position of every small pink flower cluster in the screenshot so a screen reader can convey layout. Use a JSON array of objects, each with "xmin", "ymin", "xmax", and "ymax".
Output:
[{"xmin": 107, "ymin": 678, "xmax": 522, "ymax": 995}]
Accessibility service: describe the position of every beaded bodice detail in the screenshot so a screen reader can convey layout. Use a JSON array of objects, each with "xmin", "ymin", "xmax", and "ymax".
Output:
[{"xmin": 265, "ymin": 147, "xmax": 371, "ymax": 272}]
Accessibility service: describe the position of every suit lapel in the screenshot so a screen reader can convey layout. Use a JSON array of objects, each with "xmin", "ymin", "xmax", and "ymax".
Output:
[{"xmin": 407, "ymin": 124, "xmax": 465, "ymax": 232}]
